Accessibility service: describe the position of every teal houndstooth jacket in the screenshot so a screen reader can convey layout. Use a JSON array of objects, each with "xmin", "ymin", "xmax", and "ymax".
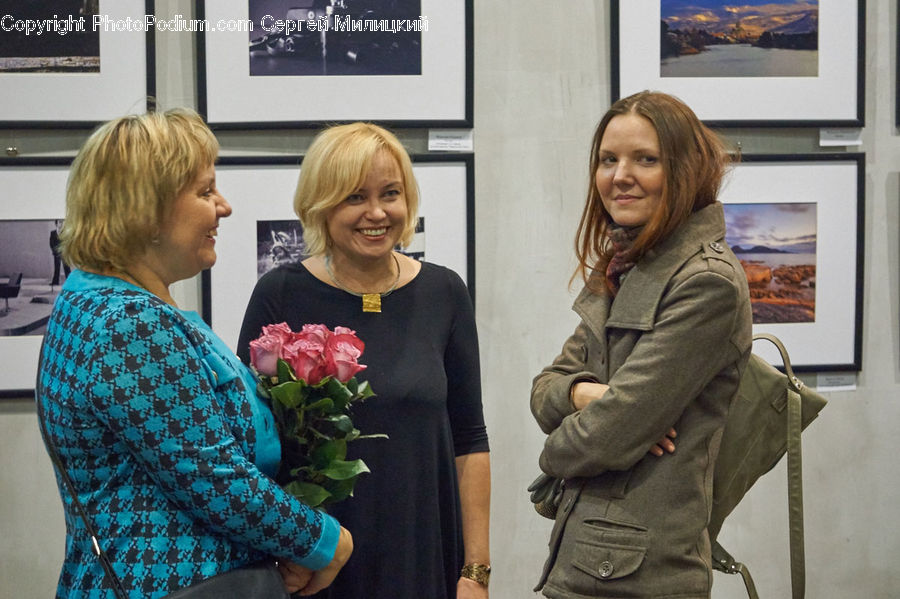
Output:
[{"xmin": 36, "ymin": 270, "xmax": 339, "ymax": 598}]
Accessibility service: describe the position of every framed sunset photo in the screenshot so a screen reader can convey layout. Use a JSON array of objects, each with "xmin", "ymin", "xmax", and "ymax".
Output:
[
  {"xmin": 611, "ymin": 0, "xmax": 865, "ymax": 127},
  {"xmin": 719, "ymin": 154, "xmax": 864, "ymax": 372}
]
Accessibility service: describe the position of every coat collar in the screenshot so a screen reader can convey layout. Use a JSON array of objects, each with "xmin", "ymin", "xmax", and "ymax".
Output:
[{"xmin": 573, "ymin": 202, "xmax": 727, "ymax": 334}]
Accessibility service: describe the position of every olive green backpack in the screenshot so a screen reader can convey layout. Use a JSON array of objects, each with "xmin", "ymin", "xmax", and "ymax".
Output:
[{"xmin": 709, "ymin": 333, "xmax": 827, "ymax": 599}]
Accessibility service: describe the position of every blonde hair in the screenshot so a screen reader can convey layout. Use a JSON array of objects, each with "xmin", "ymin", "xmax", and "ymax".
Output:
[
  {"xmin": 61, "ymin": 108, "xmax": 219, "ymax": 272},
  {"xmin": 294, "ymin": 122, "xmax": 419, "ymax": 256},
  {"xmin": 575, "ymin": 91, "xmax": 734, "ymax": 291}
]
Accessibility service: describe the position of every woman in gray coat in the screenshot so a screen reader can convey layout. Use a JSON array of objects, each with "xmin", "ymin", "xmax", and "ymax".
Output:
[{"xmin": 531, "ymin": 91, "xmax": 753, "ymax": 598}]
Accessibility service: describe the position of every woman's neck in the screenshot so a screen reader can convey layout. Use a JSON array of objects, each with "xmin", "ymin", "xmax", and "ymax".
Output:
[
  {"xmin": 325, "ymin": 251, "xmax": 399, "ymax": 294},
  {"xmin": 97, "ymin": 263, "xmax": 177, "ymax": 307}
]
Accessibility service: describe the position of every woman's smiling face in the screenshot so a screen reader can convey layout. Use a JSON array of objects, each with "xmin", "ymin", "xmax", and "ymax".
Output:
[
  {"xmin": 326, "ymin": 150, "xmax": 408, "ymax": 264},
  {"xmin": 151, "ymin": 163, "xmax": 231, "ymax": 283},
  {"xmin": 595, "ymin": 113, "xmax": 665, "ymax": 228}
]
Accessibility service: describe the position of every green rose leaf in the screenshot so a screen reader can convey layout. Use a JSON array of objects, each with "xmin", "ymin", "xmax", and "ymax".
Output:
[
  {"xmin": 305, "ymin": 397, "xmax": 335, "ymax": 413},
  {"xmin": 276, "ymin": 358, "xmax": 298, "ymax": 383},
  {"xmin": 323, "ymin": 477, "xmax": 357, "ymax": 504},
  {"xmin": 323, "ymin": 414, "xmax": 354, "ymax": 435},
  {"xmin": 320, "ymin": 458, "xmax": 370, "ymax": 481},
  {"xmin": 354, "ymin": 380, "xmax": 375, "ymax": 401},
  {"xmin": 311, "ymin": 439, "xmax": 348, "ymax": 469},
  {"xmin": 270, "ymin": 381, "xmax": 307, "ymax": 409},
  {"xmin": 284, "ymin": 480, "xmax": 332, "ymax": 508},
  {"xmin": 322, "ymin": 378, "xmax": 354, "ymax": 408}
]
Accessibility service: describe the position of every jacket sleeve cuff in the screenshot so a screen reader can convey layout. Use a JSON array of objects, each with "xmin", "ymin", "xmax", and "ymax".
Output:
[
  {"xmin": 299, "ymin": 512, "xmax": 340, "ymax": 570},
  {"xmin": 546, "ymin": 372, "xmax": 600, "ymax": 420}
]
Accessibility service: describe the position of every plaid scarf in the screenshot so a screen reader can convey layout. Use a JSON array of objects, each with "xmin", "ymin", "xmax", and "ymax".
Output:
[{"xmin": 605, "ymin": 224, "xmax": 643, "ymax": 296}]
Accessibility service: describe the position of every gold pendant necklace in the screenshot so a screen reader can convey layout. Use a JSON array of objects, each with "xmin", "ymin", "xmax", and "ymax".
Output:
[{"xmin": 325, "ymin": 253, "xmax": 401, "ymax": 313}]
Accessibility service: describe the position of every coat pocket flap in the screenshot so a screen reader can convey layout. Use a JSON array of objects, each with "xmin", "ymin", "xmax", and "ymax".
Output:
[{"xmin": 572, "ymin": 541, "xmax": 647, "ymax": 581}]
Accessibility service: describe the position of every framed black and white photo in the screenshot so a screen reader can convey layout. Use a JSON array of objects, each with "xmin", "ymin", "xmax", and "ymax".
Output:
[
  {"xmin": 611, "ymin": 1, "xmax": 865, "ymax": 127},
  {"xmin": 0, "ymin": 0, "xmax": 155, "ymax": 128},
  {"xmin": 202, "ymin": 154, "xmax": 474, "ymax": 352},
  {"xmin": 0, "ymin": 158, "xmax": 71, "ymax": 398},
  {"xmin": 720, "ymin": 153, "xmax": 864, "ymax": 371},
  {"xmin": 197, "ymin": 0, "xmax": 472, "ymax": 128}
]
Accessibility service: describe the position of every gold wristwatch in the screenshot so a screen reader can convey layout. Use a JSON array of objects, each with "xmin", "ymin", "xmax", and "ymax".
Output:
[{"xmin": 460, "ymin": 563, "xmax": 491, "ymax": 586}]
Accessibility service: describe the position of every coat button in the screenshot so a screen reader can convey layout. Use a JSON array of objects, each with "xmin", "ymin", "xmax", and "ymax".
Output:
[
  {"xmin": 599, "ymin": 561, "xmax": 614, "ymax": 578},
  {"xmin": 709, "ymin": 241, "xmax": 725, "ymax": 253}
]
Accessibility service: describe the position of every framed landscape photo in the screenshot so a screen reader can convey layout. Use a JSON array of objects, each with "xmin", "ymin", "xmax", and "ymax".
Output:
[
  {"xmin": 197, "ymin": 0, "xmax": 472, "ymax": 128},
  {"xmin": 0, "ymin": 158, "xmax": 71, "ymax": 398},
  {"xmin": 202, "ymin": 154, "xmax": 474, "ymax": 353},
  {"xmin": 0, "ymin": 0, "xmax": 155, "ymax": 128},
  {"xmin": 611, "ymin": 0, "xmax": 865, "ymax": 127},
  {"xmin": 719, "ymin": 153, "xmax": 864, "ymax": 371}
]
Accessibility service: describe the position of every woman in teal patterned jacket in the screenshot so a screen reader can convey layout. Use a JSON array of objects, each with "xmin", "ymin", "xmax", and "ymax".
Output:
[{"xmin": 35, "ymin": 109, "xmax": 352, "ymax": 598}]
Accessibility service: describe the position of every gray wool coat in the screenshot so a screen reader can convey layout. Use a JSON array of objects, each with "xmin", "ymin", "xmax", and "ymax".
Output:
[{"xmin": 531, "ymin": 203, "xmax": 752, "ymax": 599}]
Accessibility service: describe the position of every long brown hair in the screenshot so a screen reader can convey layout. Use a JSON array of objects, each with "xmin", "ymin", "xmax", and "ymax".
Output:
[{"xmin": 574, "ymin": 91, "xmax": 734, "ymax": 291}]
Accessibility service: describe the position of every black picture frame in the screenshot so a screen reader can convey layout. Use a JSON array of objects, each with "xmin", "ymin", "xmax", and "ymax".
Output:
[
  {"xmin": 0, "ymin": 0, "xmax": 155, "ymax": 129},
  {"xmin": 196, "ymin": 0, "xmax": 473, "ymax": 129},
  {"xmin": 611, "ymin": 1, "xmax": 865, "ymax": 128},
  {"xmin": 201, "ymin": 153, "xmax": 475, "ymax": 352},
  {"xmin": 720, "ymin": 153, "xmax": 864, "ymax": 371}
]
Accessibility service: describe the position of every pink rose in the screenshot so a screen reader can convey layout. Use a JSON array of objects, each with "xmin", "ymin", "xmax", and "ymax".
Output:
[
  {"xmin": 324, "ymin": 329, "xmax": 367, "ymax": 383},
  {"xmin": 300, "ymin": 323, "xmax": 331, "ymax": 343},
  {"xmin": 249, "ymin": 331, "xmax": 286, "ymax": 376},
  {"xmin": 284, "ymin": 331, "xmax": 328, "ymax": 384},
  {"xmin": 260, "ymin": 322, "xmax": 293, "ymax": 344}
]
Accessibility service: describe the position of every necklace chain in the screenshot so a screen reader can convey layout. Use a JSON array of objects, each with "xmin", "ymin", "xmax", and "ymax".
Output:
[{"xmin": 324, "ymin": 253, "xmax": 401, "ymax": 313}]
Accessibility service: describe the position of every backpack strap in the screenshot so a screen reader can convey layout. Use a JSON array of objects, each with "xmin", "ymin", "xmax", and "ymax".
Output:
[
  {"xmin": 786, "ymin": 376, "xmax": 805, "ymax": 599},
  {"xmin": 711, "ymin": 542, "xmax": 760, "ymax": 599},
  {"xmin": 754, "ymin": 333, "xmax": 806, "ymax": 599}
]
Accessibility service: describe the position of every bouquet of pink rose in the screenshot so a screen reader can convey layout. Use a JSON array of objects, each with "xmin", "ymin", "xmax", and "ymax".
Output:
[{"xmin": 249, "ymin": 322, "xmax": 385, "ymax": 510}]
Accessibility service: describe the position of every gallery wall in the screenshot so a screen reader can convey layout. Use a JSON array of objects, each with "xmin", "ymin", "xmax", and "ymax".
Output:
[{"xmin": 2, "ymin": 1, "xmax": 899, "ymax": 598}]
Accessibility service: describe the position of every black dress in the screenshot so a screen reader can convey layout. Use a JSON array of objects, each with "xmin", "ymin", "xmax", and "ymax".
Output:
[{"xmin": 237, "ymin": 261, "xmax": 489, "ymax": 599}]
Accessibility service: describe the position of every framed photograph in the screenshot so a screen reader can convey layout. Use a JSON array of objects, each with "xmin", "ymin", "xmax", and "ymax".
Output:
[
  {"xmin": 720, "ymin": 153, "xmax": 864, "ymax": 371},
  {"xmin": 611, "ymin": 1, "xmax": 865, "ymax": 127},
  {"xmin": 0, "ymin": 0, "xmax": 155, "ymax": 128},
  {"xmin": 197, "ymin": 0, "xmax": 472, "ymax": 128},
  {"xmin": 202, "ymin": 153, "xmax": 474, "ymax": 353},
  {"xmin": 0, "ymin": 158, "xmax": 71, "ymax": 398}
]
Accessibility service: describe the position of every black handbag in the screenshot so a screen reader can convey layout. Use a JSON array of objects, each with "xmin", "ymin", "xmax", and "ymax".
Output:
[
  {"xmin": 36, "ymin": 394, "xmax": 289, "ymax": 599},
  {"xmin": 164, "ymin": 562, "xmax": 288, "ymax": 599}
]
